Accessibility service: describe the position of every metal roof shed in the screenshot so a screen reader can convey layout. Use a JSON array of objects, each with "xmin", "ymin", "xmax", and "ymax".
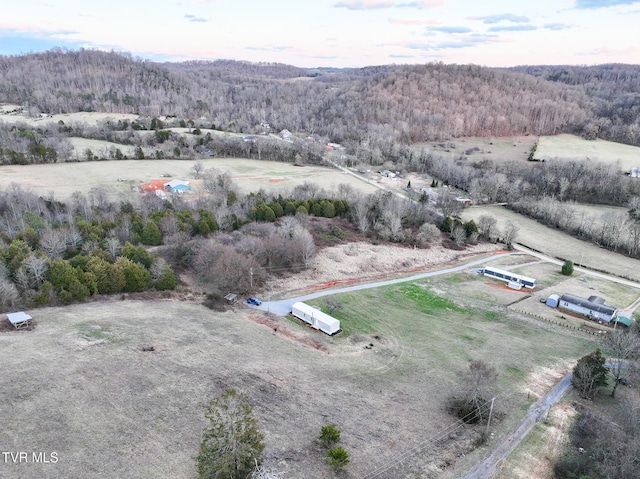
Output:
[
  {"xmin": 612, "ymin": 316, "xmax": 634, "ymax": 328},
  {"xmin": 546, "ymin": 294, "xmax": 560, "ymax": 308},
  {"xmin": 7, "ymin": 312, "xmax": 32, "ymax": 329}
]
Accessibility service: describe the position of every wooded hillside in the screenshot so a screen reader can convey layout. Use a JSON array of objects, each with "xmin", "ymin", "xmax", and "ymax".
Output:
[{"xmin": 1, "ymin": 50, "xmax": 638, "ymax": 148}]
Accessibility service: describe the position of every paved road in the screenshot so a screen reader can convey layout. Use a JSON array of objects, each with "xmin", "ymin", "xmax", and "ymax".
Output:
[
  {"xmin": 513, "ymin": 244, "xmax": 640, "ymax": 290},
  {"xmin": 459, "ymin": 372, "xmax": 573, "ymax": 479},
  {"xmin": 247, "ymin": 252, "xmax": 522, "ymax": 316}
]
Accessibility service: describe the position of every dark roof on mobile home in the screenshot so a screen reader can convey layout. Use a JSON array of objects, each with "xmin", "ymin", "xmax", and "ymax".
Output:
[{"xmin": 559, "ymin": 294, "xmax": 616, "ymax": 315}]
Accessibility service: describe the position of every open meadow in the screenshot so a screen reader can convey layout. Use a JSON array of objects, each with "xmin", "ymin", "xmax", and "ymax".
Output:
[
  {"xmin": 534, "ymin": 134, "xmax": 640, "ymax": 172},
  {"xmin": 1, "ymin": 260, "xmax": 599, "ymax": 479},
  {"xmin": 461, "ymin": 205, "xmax": 640, "ymax": 282},
  {"xmin": 413, "ymin": 136, "xmax": 537, "ymax": 165},
  {"xmin": 0, "ymin": 158, "xmax": 378, "ymax": 201}
]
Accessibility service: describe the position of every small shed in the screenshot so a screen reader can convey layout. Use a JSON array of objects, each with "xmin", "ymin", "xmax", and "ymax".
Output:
[
  {"xmin": 6, "ymin": 312, "xmax": 32, "ymax": 329},
  {"xmin": 546, "ymin": 294, "xmax": 560, "ymax": 308},
  {"xmin": 612, "ymin": 316, "xmax": 634, "ymax": 328}
]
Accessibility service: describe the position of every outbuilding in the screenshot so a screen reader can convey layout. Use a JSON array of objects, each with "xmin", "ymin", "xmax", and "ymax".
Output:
[
  {"xmin": 291, "ymin": 302, "xmax": 340, "ymax": 335},
  {"xmin": 559, "ymin": 293, "xmax": 617, "ymax": 323},
  {"xmin": 546, "ymin": 294, "xmax": 560, "ymax": 308},
  {"xmin": 6, "ymin": 312, "xmax": 32, "ymax": 329},
  {"xmin": 164, "ymin": 180, "xmax": 190, "ymax": 193}
]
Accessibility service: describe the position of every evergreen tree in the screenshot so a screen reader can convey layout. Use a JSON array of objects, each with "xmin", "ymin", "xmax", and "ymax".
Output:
[
  {"xmin": 326, "ymin": 447, "xmax": 349, "ymax": 471},
  {"xmin": 197, "ymin": 388, "xmax": 265, "ymax": 479},
  {"xmin": 141, "ymin": 220, "xmax": 162, "ymax": 246},
  {"xmin": 572, "ymin": 349, "xmax": 608, "ymax": 398},
  {"xmin": 562, "ymin": 260, "xmax": 574, "ymax": 276}
]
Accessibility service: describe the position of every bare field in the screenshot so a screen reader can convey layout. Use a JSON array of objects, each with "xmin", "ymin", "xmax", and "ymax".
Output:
[
  {"xmin": 413, "ymin": 136, "xmax": 537, "ymax": 165},
  {"xmin": 534, "ymin": 134, "xmax": 640, "ymax": 171},
  {"xmin": 0, "ymin": 158, "xmax": 378, "ymax": 201},
  {"xmin": 461, "ymin": 205, "xmax": 640, "ymax": 282},
  {"xmin": 0, "ymin": 110, "xmax": 139, "ymax": 127},
  {"xmin": 1, "ymin": 267, "xmax": 598, "ymax": 479}
]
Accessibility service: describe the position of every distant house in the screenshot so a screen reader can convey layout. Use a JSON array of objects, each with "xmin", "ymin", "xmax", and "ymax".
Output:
[
  {"xmin": 164, "ymin": 180, "xmax": 190, "ymax": 193},
  {"xmin": 455, "ymin": 197, "xmax": 472, "ymax": 206},
  {"xmin": 279, "ymin": 129, "xmax": 292, "ymax": 139},
  {"xmin": 140, "ymin": 180, "xmax": 167, "ymax": 192},
  {"xmin": 379, "ymin": 169, "xmax": 397, "ymax": 178},
  {"xmin": 559, "ymin": 293, "xmax": 617, "ymax": 323}
]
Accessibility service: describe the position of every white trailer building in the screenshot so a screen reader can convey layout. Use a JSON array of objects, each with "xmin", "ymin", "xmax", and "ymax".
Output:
[
  {"xmin": 291, "ymin": 302, "xmax": 340, "ymax": 335},
  {"xmin": 558, "ymin": 293, "xmax": 617, "ymax": 323},
  {"xmin": 483, "ymin": 266, "xmax": 536, "ymax": 289}
]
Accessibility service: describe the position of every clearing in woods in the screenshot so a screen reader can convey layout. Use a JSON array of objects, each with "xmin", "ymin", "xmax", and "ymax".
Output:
[
  {"xmin": 0, "ymin": 158, "xmax": 379, "ymax": 201},
  {"xmin": 534, "ymin": 133, "xmax": 640, "ymax": 172}
]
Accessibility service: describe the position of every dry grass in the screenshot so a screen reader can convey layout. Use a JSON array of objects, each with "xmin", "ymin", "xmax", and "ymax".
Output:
[
  {"xmin": 413, "ymin": 136, "xmax": 537, "ymax": 165},
  {"xmin": 0, "ymin": 295, "xmax": 498, "ymax": 479},
  {"xmin": 534, "ymin": 134, "xmax": 640, "ymax": 172},
  {"xmin": 267, "ymin": 241, "xmax": 502, "ymax": 299},
  {"xmin": 0, "ymin": 158, "xmax": 379, "ymax": 201},
  {"xmin": 461, "ymin": 205, "xmax": 640, "ymax": 282}
]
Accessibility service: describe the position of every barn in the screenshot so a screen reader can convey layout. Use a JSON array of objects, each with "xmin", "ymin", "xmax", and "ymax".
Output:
[
  {"xmin": 558, "ymin": 293, "xmax": 618, "ymax": 323},
  {"xmin": 482, "ymin": 266, "xmax": 536, "ymax": 289},
  {"xmin": 291, "ymin": 302, "xmax": 340, "ymax": 335}
]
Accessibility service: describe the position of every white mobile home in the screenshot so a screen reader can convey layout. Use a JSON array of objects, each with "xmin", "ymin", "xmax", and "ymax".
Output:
[
  {"xmin": 291, "ymin": 302, "xmax": 340, "ymax": 335},
  {"xmin": 483, "ymin": 266, "xmax": 536, "ymax": 289}
]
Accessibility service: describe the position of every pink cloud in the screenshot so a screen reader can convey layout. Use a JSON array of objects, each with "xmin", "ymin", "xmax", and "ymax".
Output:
[
  {"xmin": 389, "ymin": 18, "xmax": 442, "ymax": 24},
  {"xmin": 335, "ymin": 0, "xmax": 445, "ymax": 9}
]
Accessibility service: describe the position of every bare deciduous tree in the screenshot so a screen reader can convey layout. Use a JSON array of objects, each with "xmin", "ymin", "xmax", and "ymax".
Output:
[
  {"xmin": 502, "ymin": 221, "xmax": 519, "ymax": 248},
  {"xmin": 417, "ymin": 222, "xmax": 441, "ymax": 244},
  {"xmin": 39, "ymin": 229, "xmax": 67, "ymax": 258},
  {"xmin": 603, "ymin": 330, "xmax": 640, "ymax": 397}
]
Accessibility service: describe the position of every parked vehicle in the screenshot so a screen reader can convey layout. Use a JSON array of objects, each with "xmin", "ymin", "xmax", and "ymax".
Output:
[{"xmin": 246, "ymin": 297, "xmax": 262, "ymax": 306}]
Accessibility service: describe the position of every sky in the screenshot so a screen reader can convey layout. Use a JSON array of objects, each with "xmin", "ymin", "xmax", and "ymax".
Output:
[{"xmin": 1, "ymin": 0, "xmax": 640, "ymax": 68}]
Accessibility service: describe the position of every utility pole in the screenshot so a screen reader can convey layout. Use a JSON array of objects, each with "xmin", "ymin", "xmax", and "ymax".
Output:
[
  {"xmin": 250, "ymin": 268, "xmax": 253, "ymax": 289},
  {"xmin": 485, "ymin": 397, "xmax": 496, "ymax": 437}
]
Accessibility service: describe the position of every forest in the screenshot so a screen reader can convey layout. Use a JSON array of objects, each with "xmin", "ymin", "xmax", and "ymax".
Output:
[{"xmin": 1, "ymin": 50, "xmax": 639, "ymax": 153}]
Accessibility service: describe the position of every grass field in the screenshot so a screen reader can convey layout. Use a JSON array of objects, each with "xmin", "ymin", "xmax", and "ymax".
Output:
[
  {"xmin": 0, "ymin": 158, "xmax": 378, "ymax": 201},
  {"xmin": 1, "ymin": 268, "xmax": 598, "ymax": 479},
  {"xmin": 413, "ymin": 136, "xmax": 537, "ymax": 165},
  {"xmin": 461, "ymin": 205, "xmax": 640, "ymax": 282},
  {"xmin": 534, "ymin": 134, "xmax": 640, "ymax": 172}
]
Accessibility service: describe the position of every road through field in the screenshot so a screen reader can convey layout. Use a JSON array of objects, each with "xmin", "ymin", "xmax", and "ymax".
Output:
[{"xmin": 252, "ymin": 251, "xmax": 522, "ymax": 315}]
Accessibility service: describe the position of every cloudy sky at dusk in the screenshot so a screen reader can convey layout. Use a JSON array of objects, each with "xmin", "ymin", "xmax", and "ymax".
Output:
[{"xmin": 1, "ymin": 0, "xmax": 639, "ymax": 67}]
